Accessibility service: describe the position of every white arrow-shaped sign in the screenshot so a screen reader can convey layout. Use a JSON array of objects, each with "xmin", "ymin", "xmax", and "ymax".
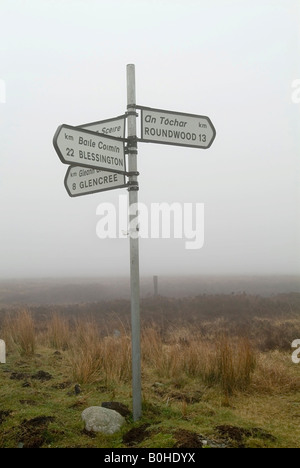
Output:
[
  {"xmin": 53, "ymin": 124, "xmax": 127, "ymax": 174},
  {"xmin": 139, "ymin": 106, "xmax": 216, "ymax": 149},
  {"xmin": 64, "ymin": 166, "xmax": 127, "ymax": 197}
]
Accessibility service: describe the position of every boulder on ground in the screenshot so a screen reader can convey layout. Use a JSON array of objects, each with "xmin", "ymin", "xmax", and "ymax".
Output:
[{"xmin": 81, "ymin": 406, "xmax": 125, "ymax": 435}]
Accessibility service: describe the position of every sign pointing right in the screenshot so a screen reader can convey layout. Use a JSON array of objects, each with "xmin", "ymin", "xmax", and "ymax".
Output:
[{"xmin": 139, "ymin": 106, "xmax": 216, "ymax": 149}]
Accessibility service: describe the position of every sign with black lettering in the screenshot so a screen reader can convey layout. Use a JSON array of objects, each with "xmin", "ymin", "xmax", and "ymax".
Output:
[
  {"xmin": 64, "ymin": 166, "xmax": 127, "ymax": 197},
  {"xmin": 79, "ymin": 115, "xmax": 126, "ymax": 139},
  {"xmin": 140, "ymin": 106, "xmax": 216, "ymax": 149},
  {"xmin": 53, "ymin": 124, "xmax": 126, "ymax": 174}
]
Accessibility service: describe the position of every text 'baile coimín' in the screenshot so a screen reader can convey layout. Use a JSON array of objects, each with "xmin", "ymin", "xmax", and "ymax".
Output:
[{"xmin": 53, "ymin": 124, "xmax": 126, "ymax": 174}]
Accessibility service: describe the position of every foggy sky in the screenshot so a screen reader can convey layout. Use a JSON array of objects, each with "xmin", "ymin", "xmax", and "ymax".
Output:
[{"xmin": 0, "ymin": 0, "xmax": 299, "ymax": 279}]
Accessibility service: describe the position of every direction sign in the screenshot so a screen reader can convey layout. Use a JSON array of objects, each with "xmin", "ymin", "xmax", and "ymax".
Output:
[
  {"xmin": 53, "ymin": 124, "xmax": 126, "ymax": 174},
  {"xmin": 139, "ymin": 106, "xmax": 216, "ymax": 149},
  {"xmin": 65, "ymin": 166, "xmax": 127, "ymax": 197},
  {"xmin": 79, "ymin": 114, "xmax": 126, "ymax": 139}
]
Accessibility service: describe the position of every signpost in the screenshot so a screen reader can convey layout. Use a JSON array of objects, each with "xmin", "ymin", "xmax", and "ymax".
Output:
[
  {"xmin": 64, "ymin": 166, "xmax": 127, "ymax": 197},
  {"xmin": 139, "ymin": 106, "xmax": 216, "ymax": 149},
  {"xmin": 53, "ymin": 64, "xmax": 216, "ymax": 422},
  {"xmin": 53, "ymin": 124, "xmax": 126, "ymax": 174}
]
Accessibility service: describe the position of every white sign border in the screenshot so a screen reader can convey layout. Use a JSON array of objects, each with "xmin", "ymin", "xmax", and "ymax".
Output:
[
  {"xmin": 64, "ymin": 166, "xmax": 128, "ymax": 198},
  {"xmin": 53, "ymin": 124, "xmax": 128, "ymax": 175},
  {"xmin": 138, "ymin": 105, "xmax": 216, "ymax": 149}
]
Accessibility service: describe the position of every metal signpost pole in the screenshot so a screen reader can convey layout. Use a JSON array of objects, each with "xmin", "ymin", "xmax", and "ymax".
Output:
[{"xmin": 126, "ymin": 64, "xmax": 142, "ymax": 421}]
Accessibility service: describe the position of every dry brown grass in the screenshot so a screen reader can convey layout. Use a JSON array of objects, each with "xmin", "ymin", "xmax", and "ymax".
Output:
[
  {"xmin": 2, "ymin": 310, "xmax": 298, "ymax": 398},
  {"xmin": 141, "ymin": 326, "xmax": 181, "ymax": 378},
  {"xmin": 211, "ymin": 335, "xmax": 256, "ymax": 397},
  {"xmin": 68, "ymin": 320, "xmax": 131, "ymax": 385},
  {"xmin": 252, "ymin": 351, "xmax": 300, "ymax": 394},
  {"xmin": 142, "ymin": 327, "xmax": 257, "ymax": 395},
  {"xmin": 47, "ymin": 313, "xmax": 71, "ymax": 350},
  {"xmin": 2, "ymin": 309, "xmax": 36, "ymax": 356},
  {"xmin": 69, "ymin": 320, "xmax": 103, "ymax": 384}
]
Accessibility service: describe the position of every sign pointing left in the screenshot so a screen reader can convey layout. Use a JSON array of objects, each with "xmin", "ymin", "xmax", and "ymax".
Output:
[
  {"xmin": 53, "ymin": 124, "xmax": 127, "ymax": 175},
  {"xmin": 65, "ymin": 166, "xmax": 127, "ymax": 198}
]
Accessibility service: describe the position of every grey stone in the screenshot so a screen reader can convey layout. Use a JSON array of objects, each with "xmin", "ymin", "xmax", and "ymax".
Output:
[{"xmin": 81, "ymin": 406, "xmax": 125, "ymax": 435}]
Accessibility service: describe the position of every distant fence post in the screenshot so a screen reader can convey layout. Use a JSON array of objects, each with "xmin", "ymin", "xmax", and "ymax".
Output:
[
  {"xmin": 153, "ymin": 276, "xmax": 158, "ymax": 297},
  {"xmin": 0, "ymin": 340, "xmax": 6, "ymax": 364}
]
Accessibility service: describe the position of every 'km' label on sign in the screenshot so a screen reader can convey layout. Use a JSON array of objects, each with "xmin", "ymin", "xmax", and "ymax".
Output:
[
  {"xmin": 140, "ymin": 107, "xmax": 216, "ymax": 149},
  {"xmin": 65, "ymin": 166, "xmax": 127, "ymax": 197},
  {"xmin": 53, "ymin": 124, "xmax": 126, "ymax": 174}
]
